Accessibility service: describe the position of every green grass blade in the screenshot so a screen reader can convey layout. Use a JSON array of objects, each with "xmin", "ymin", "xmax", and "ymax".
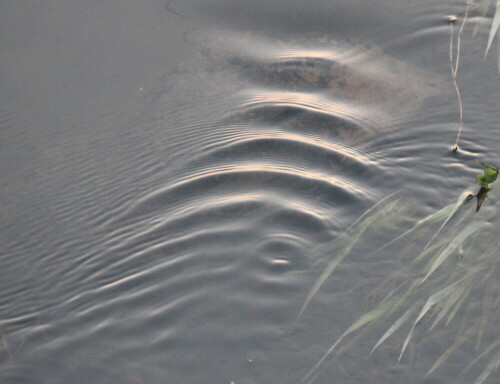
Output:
[
  {"xmin": 398, "ymin": 323, "xmax": 417, "ymax": 362},
  {"xmin": 475, "ymin": 159, "xmax": 498, "ymax": 170},
  {"xmin": 423, "ymin": 189, "xmax": 471, "ymax": 251},
  {"xmin": 302, "ymin": 299, "xmax": 395, "ymax": 382},
  {"xmin": 426, "ymin": 326, "xmax": 476, "ymax": 377},
  {"xmin": 473, "ymin": 0, "xmax": 491, "ymax": 37},
  {"xmin": 296, "ymin": 231, "xmax": 366, "ymax": 323},
  {"xmin": 378, "ymin": 279, "xmax": 413, "ymax": 305},
  {"xmin": 473, "ymin": 351, "xmax": 500, "ymax": 384},
  {"xmin": 485, "ymin": 0, "xmax": 500, "ymax": 57},
  {"xmin": 370, "ymin": 303, "xmax": 417, "ymax": 354},
  {"xmin": 410, "ymin": 239, "xmax": 448, "ymax": 267},
  {"xmin": 309, "ymin": 237, "xmax": 346, "ymax": 268},
  {"xmin": 460, "ymin": 339, "xmax": 500, "ymax": 376},
  {"xmin": 497, "ymin": 35, "xmax": 500, "ymax": 75},
  {"xmin": 345, "ymin": 191, "xmax": 401, "ymax": 233},
  {"xmin": 429, "ymin": 283, "xmax": 467, "ymax": 331},
  {"xmin": 399, "ymin": 278, "xmax": 465, "ymax": 361},
  {"xmin": 476, "ymin": 277, "xmax": 497, "ymax": 348},
  {"xmin": 420, "ymin": 222, "xmax": 482, "ymax": 284},
  {"xmin": 296, "ymin": 199, "xmax": 402, "ymax": 323},
  {"xmin": 446, "ymin": 288, "xmax": 469, "ymax": 325},
  {"xmin": 374, "ymin": 203, "xmax": 455, "ymax": 255}
]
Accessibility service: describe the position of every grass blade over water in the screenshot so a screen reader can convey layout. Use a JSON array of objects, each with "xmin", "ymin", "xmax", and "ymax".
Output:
[
  {"xmin": 295, "ymin": 193, "xmax": 404, "ymax": 324},
  {"xmin": 298, "ymin": 180, "xmax": 499, "ymax": 383},
  {"xmin": 485, "ymin": 0, "xmax": 500, "ymax": 57}
]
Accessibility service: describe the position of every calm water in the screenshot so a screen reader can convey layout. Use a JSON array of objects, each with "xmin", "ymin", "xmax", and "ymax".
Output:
[{"xmin": 1, "ymin": 0, "xmax": 499, "ymax": 383}]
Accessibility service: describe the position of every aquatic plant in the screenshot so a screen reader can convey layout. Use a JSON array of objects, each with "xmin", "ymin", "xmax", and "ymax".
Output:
[
  {"xmin": 298, "ymin": 161, "xmax": 499, "ymax": 384},
  {"xmin": 485, "ymin": 0, "xmax": 500, "ymax": 57},
  {"xmin": 0, "ymin": 329, "xmax": 11, "ymax": 364},
  {"xmin": 450, "ymin": 0, "xmax": 500, "ymax": 150},
  {"xmin": 475, "ymin": 159, "xmax": 499, "ymax": 187},
  {"xmin": 296, "ymin": 3, "xmax": 500, "ymax": 382}
]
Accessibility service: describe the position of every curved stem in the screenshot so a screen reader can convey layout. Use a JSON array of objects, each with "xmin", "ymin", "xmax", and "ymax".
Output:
[{"xmin": 451, "ymin": 2, "xmax": 471, "ymax": 150}]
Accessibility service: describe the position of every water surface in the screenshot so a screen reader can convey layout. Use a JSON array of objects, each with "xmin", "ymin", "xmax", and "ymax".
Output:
[{"xmin": 1, "ymin": 0, "xmax": 499, "ymax": 383}]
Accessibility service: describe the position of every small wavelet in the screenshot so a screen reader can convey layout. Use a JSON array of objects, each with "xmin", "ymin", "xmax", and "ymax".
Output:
[
  {"xmin": 189, "ymin": 29, "xmax": 446, "ymax": 119},
  {"xmin": 65, "ymin": 187, "xmax": 337, "ymax": 291},
  {"xmin": 197, "ymin": 126, "xmax": 378, "ymax": 166},
  {"xmin": 109, "ymin": 161, "xmax": 372, "ymax": 226},
  {"xmin": 240, "ymin": 90, "xmax": 386, "ymax": 132},
  {"xmin": 276, "ymin": 48, "xmax": 342, "ymax": 62},
  {"xmin": 273, "ymin": 45, "xmax": 368, "ymax": 65}
]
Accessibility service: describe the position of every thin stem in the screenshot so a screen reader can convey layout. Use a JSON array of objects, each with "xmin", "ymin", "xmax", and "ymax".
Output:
[
  {"xmin": 455, "ymin": 2, "xmax": 471, "ymax": 76},
  {"xmin": 450, "ymin": 21, "xmax": 455, "ymax": 77},
  {"xmin": 452, "ymin": 76, "xmax": 464, "ymax": 149},
  {"xmin": 451, "ymin": 1, "xmax": 472, "ymax": 151},
  {"xmin": 469, "ymin": 0, "xmax": 490, "ymax": 13}
]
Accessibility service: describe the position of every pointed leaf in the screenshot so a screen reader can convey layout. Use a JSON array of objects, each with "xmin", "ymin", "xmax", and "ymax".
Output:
[
  {"xmin": 423, "ymin": 188, "xmax": 471, "ymax": 250},
  {"xmin": 473, "ymin": 351, "xmax": 500, "ymax": 384},
  {"xmin": 426, "ymin": 326, "xmax": 475, "ymax": 377},
  {"xmin": 497, "ymin": 34, "xmax": 500, "ymax": 74},
  {"xmin": 302, "ymin": 299, "xmax": 395, "ymax": 382},
  {"xmin": 429, "ymin": 284, "xmax": 467, "ymax": 331},
  {"xmin": 420, "ymin": 222, "xmax": 481, "ymax": 284},
  {"xmin": 297, "ymin": 199, "xmax": 401, "ymax": 322},
  {"xmin": 375, "ymin": 203, "xmax": 455, "ymax": 255},
  {"xmin": 400, "ymin": 279, "xmax": 465, "ymax": 361},
  {"xmin": 346, "ymin": 191, "xmax": 401, "ymax": 233},
  {"xmin": 485, "ymin": 0, "xmax": 500, "ymax": 57},
  {"xmin": 446, "ymin": 288, "xmax": 469, "ymax": 325},
  {"xmin": 371, "ymin": 304, "xmax": 417, "ymax": 354},
  {"xmin": 473, "ymin": 0, "xmax": 491, "ymax": 37},
  {"xmin": 460, "ymin": 339, "xmax": 500, "ymax": 375}
]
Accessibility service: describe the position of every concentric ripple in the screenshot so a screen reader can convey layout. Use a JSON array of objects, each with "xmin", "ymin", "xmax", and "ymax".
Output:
[
  {"xmin": 240, "ymin": 90, "xmax": 386, "ymax": 132},
  {"xmin": 0, "ymin": 23, "xmax": 452, "ymax": 384}
]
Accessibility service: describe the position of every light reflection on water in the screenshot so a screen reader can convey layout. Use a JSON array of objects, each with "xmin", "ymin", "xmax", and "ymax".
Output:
[{"xmin": 242, "ymin": 90, "xmax": 387, "ymax": 131}]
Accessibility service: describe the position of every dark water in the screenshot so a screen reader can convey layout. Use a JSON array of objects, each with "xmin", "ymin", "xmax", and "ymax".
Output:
[{"xmin": 1, "ymin": 0, "xmax": 499, "ymax": 383}]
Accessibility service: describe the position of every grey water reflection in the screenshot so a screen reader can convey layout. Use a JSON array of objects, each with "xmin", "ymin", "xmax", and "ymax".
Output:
[{"xmin": 1, "ymin": 1, "xmax": 499, "ymax": 384}]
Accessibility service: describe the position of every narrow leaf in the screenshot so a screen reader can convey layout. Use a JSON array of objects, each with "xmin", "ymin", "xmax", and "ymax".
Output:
[
  {"xmin": 400, "ymin": 279, "xmax": 465, "ymax": 361},
  {"xmin": 345, "ymin": 191, "xmax": 401, "ymax": 233},
  {"xmin": 446, "ymin": 288, "xmax": 469, "ymax": 325},
  {"xmin": 420, "ymin": 222, "xmax": 481, "ymax": 284},
  {"xmin": 473, "ymin": 351, "xmax": 500, "ymax": 384},
  {"xmin": 302, "ymin": 300, "xmax": 395, "ymax": 382},
  {"xmin": 296, "ymin": 233, "xmax": 362, "ymax": 323},
  {"xmin": 473, "ymin": 0, "xmax": 491, "ymax": 37},
  {"xmin": 426, "ymin": 326, "xmax": 475, "ymax": 377},
  {"xmin": 371, "ymin": 304, "xmax": 417, "ymax": 354},
  {"xmin": 429, "ymin": 284, "xmax": 466, "ymax": 331},
  {"xmin": 297, "ymin": 199, "xmax": 401, "ymax": 322},
  {"xmin": 485, "ymin": 0, "xmax": 500, "ymax": 57},
  {"xmin": 460, "ymin": 339, "xmax": 500, "ymax": 375},
  {"xmin": 423, "ymin": 189, "xmax": 471, "ymax": 251},
  {"xmin": 497, "ymin": 34, "xmax": 500, "ymax": 74},
  {"xmin": 374, "ymin": 203, "xmax": 455, "ymax": 255}
]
